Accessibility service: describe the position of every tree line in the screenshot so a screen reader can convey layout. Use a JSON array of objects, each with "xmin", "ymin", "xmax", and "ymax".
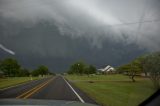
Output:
[
  {"xmin": 67, "ymin": 61, "xmax": 97, "ymax": 76},
  {"xmin": 0, "ymin": 58, "xmax": 55, "ymax": 77}
]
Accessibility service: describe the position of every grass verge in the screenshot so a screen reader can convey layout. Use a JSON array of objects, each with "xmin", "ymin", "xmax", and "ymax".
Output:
[
  {"xmin": 0, "ymin": 77, "xmax": 43, "ymax": 89},
  {"xmin": 66, "ymin": 74, "xmax": 156, "ymax": 106}
]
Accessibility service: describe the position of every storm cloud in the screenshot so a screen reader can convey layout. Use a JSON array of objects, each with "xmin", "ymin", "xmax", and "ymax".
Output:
[{"xmin": 0, "ymin": 0, "xmax": 160, "ymax": 71}]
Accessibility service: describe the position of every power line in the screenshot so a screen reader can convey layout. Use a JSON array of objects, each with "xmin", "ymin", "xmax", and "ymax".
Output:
[
  {"xmin": 106, "ymin": 0, "xmax": 160, "ymax": 28},
  {"xmin": 107, "ymin": 19, "xmax": 160, "ymax": 27},
  {"xmin": 135, "ymin": 0, "xmax": 148, "ymax": 40}
]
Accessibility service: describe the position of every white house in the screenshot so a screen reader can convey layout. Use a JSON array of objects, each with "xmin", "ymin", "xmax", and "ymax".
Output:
[{"xmin": 98, "ymin": 65, "xmax": 116, "ymax": 74}]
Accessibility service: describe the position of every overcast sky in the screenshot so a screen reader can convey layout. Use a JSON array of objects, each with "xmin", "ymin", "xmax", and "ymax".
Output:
[{"xmin": 0, "ymin": 0, "xmax": 160, "ymax": 72}]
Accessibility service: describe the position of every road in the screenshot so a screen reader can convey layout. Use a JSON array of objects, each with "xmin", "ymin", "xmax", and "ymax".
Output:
[{"xmin": 0, "ymin": 76, "xmax": 97, "ymax": 105}]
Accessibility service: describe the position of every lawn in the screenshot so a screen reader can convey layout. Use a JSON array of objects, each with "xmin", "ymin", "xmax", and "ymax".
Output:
[
  {"xmin": 0, "ymin": 77, "xmax": 44, "ymax": 89},
  {"xmin": 66, "ymin": 74, "xmax": 156, "ymax": 106}
]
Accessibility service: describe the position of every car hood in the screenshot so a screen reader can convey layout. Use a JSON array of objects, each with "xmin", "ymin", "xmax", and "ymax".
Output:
[{"xmin": 0, "ymin": 99, "xmax": 98, "ymax": 106}]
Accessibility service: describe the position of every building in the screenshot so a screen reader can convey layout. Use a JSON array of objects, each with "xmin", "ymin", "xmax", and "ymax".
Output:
[{"xmin": 98, "ymin": 65, "xmax": 116, "ymax": 74}]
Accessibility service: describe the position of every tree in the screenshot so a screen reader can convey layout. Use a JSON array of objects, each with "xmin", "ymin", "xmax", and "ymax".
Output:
[
  {"xmin": 38, "ymin": 65, "xmax": 49, "ymax": 75},
  {"xmin": 31, "ymin": 65, "xmax": 49, "ymax": 76},
  {"xmin": 85, "ymin": 65, "xmax": 97, "ymax": 76},
  {"xmin": 18, "ymin": 68, "xmax": 30, "ymax": 77},
  {"xmin": 32, "ymin": 65, "xmax": 49, "ymax": 76},
  {"xmin": 89, "ymin": 65, "xmax": 97, "ymax": 74},
  {"xmin": 117, "ymin": 64, "xmax": 130, "ymax": 74},
  {"xmin": 48, "ymin": 72, "xmax": 56, "ymax": 76},
  {"xmin": 128, "ymin": 60, "xmax": 142, "ymax": 82},
  {"xmin": 117, "ymin": 60, "xmax": 142, "ymax": 82},
  {"xmin": 0, "ymin": 58, "xmax": 20, "ymax": 77},
  {"xmin": 67, "ymin": 61, "xmax": 97, "ymax": 76},
  {"xmin": 134, "ymin": 56, "xmax": 147, "ymax": 76},
  {"xmin": 84, "ymin": 66, "xmax": 90, "ymax": 76},
  {"xmin": 31, "ymin": 69, "xmax": 39, "ymax": 76},
  {"xmin": 68, "ymin": 62, "xmax": 86, "ymax": 75},
  {"xmin": 143, "ymin": 52, "xmax": 160, "ymax": 89}
]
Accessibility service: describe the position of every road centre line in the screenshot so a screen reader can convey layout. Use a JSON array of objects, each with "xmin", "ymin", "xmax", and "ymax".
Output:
[
  {"xmin": 16, "ymin": 77, "xmax": 54, "ymax": 99},
  {"xmin": 23, "ymin": 78, "xmax": 54, "ymax": 99}
]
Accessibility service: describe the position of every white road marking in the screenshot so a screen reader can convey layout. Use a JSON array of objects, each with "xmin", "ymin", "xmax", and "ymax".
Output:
[{"xmin": 62, "ymin": 77, "xmax": 85, "ymax": 103}]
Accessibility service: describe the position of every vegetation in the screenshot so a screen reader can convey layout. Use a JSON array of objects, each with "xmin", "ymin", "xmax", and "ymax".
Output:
[
  {"xmin": 0, "ymin": 58, "xmax": 21, "ymax": 77},
  {"xmin": 117, "ymin": 59, "xmax": 142, "ymax": 82},
  {"xmin": 18, "ymin": 68, "xmax": 30, "ymax": 77},
  {"xmin": 66, "ymin": 52, "xmax": 160, "ymax": 106},
  {"xmin": 31, "ymin": 65, "xmax": 49, "ymax": 76},
  {"xmin": 0, "ymin": 77, "xmax": 43, "ymax": 89},
  {"xmin": 66, "ymin": 74, "xmax": 155, "ymax": 106},
  {"xmin": 143, "ymin": 52, "xmax": 160, "ymax": 89},
  {"xmin": 67, "ymin": 61, "xmax": 97, "ymax": 75},
  {"xmin": 85, "ymin": 65, "xmax": 97, "ymax": 76},
  {"xmin": 117, "ymin": 52, "xmax": 160, "ymax": 83},
  {"xmin": 66, "ymin": 74, "xmax": 129, "ymax": 81},
  {"xmin": 0, "ymin": 58, "xmax": 55, "ymax": 77}
]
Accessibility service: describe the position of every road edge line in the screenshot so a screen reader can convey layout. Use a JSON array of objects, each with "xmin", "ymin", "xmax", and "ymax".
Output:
[{"xmin": 62, "ymin": 77, "xmax": 85, "ymax": 103}]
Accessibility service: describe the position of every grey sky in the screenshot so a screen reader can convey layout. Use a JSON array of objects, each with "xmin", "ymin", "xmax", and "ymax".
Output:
[{"xmin": 0, "ymin": 0, "xmax": 160, "ymax": 72}]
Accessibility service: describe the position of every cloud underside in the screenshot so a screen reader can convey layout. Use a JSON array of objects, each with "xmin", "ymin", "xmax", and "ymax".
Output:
[
  {"xmin": 0, "ymin": 0, "xmax": 160, "ymax": 72},
  {"xmin": 0, "ymin": 0, "xmax": 160, "ymax": 61},
  {"xmin": 0, "ymin": 0, "xmax": 160, "ymax": 51}
]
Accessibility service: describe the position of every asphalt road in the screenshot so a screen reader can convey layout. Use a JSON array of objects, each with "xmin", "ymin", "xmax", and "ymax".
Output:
[
  {"xmin": 0, "ymin": 76, "xmax": 97, "ymax": 105},
  {"xmin": 0, "ymin": 77, "xmax": 50, "ymax": 98}
]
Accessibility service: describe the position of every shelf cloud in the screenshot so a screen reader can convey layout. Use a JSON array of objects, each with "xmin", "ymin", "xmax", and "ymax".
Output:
[
  {"xmin": 0, "ymin": 0, "xmax": 160, "ymax": 51},
  {"xmin": 0, "ymin": 0, "xmax": 160, "ymax": 71}
]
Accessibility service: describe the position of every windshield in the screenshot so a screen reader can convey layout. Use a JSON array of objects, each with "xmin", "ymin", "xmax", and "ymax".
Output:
[{"xmin": 0, "ymin": 0, "xmax": 160, "ymax": 106}]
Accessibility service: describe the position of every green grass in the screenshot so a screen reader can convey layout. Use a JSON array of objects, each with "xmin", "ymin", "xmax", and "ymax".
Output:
[
  {"xmin": 66, "ymin": 74, "xmax": 156, "ymax": 106},
  {"xmin": 0, "ymin": 77, "xmax": 43, "ymax": 89},
  {"xmin": 67, "ymin": 74, "xmax": 134, "ymax": 81}
]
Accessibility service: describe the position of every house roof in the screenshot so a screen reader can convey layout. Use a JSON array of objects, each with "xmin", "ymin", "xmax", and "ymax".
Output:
[{"xmin": 98, "ymin": 65, "xmax": 115, "ymax": 72}]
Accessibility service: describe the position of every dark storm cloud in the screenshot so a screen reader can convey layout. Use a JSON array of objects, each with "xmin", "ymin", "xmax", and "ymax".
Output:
[
  {"xmin": 0, "ymin": 0, "xmax": 160, "ymax": 71},
  {"xmin": 0, "ymin": 0, "xmax": 160, "ymax": 51}
]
